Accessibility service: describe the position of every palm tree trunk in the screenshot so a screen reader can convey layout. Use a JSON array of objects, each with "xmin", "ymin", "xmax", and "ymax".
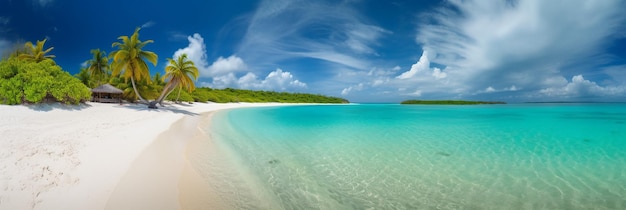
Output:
[
  {"xmin": 156, "ymin": 81, "xmax": 178, "ymax": 106},
  {"xmin": 160, "ymin": 87, "xmax": 178, "ymax": 106},
  {"xmin": 130, "ymin": 74, "xmax": 148, "ymax": 103},
  {"xmin": 175, "ymin": 87, "xmax": 182, "ymax": 103}
]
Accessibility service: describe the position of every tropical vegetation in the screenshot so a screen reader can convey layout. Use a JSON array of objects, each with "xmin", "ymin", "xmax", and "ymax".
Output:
[
  {"xmin": 182, "ymin": 88, "xmax": 348, "ymax": 103},
  {"xmin": 156, "ymin": 53, "xmax": 199, "ymax": 105},
  {"xmin": 0, "ymin": 58, "xmax": 91, "ymax": 105},
  {"xmin": 110, "ymin": 27, "xmax": 158, "ymax": 104},
  {"xmin": 18, "ymin": 39, "xmax": 56, "ymax": 63},
  {"xmin": 1, "ymin": 29, "xmax": 348, "ymax": 106},
  {"xmin": 400, "ymin": 100, "xmax": 505, "ymax": 105},
  {"xmin": 86, "ymin": 49, "xmax": 109, "ymax": 86}
]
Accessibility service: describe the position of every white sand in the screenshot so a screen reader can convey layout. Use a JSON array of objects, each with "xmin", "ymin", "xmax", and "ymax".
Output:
[{"xmin": 0, "ymin": 102, "xmax": 285, "ymax": 210}]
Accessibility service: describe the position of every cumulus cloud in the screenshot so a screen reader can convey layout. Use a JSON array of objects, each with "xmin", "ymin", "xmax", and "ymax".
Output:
[
  {"xmin": 171, "ymin": 33, "xmax": 306, "ymax": 92},
  {"xmin": 397, "ymin": 51, "xmax": 430, "ymax": 79},
  {"xmin": 411, "ymin": 0, "xmax": 626, "ymax": 100},
  {"xmin": 238, "ymin": 0, "xmax": 389, "ymax": 70},
  {"xmin": 172, "ymin": 34, "xmax": 209, "ymax": 73},
  {"xmin": 172, "ymin": 33, "xmax": 247, "ymax": 77},
  {"xmin": 396, "ymin": 51, "xmax": 447, "ymax": 81},
  {"xmin": 212, "ymin": 69, "xmax": 307, "ymax": 91},
  {"xmin": 207, "ymin": 56, "xmax": 247, "ymax": 76},
  {"xmin": 539, "ymin": 75, "xmax": 626, "ymax": 98}
]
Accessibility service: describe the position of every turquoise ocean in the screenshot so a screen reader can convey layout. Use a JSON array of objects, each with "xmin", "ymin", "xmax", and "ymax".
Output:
[{"xmin": 203, "ymin": 104, "xmax": 626, "ymax": 209}]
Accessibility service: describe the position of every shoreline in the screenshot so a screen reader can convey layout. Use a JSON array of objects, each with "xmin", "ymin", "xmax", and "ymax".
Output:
[{"xmin": 0, "ymin": 102, "xmax": 290, "ymax": 210}]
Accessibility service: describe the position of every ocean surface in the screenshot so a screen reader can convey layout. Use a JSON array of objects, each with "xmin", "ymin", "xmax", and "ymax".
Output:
[{"xmin": 203, "ymin": 104, "xmax": 626, "ymax": 209}]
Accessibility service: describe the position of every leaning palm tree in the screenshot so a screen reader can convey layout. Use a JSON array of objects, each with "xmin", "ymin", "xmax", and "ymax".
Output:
[
  {"xmin": 156, "ymin": 53, "xmax": 199, "ymax": 105},
  {"xmin": 109, "ymin": 27, "xmax": 158, "ymax": 104},
  {"xmin": 18, "ymin": 39, "xmax": 56, "ymax": 63},
  {"xmin": 87, "ymin": 49, "xmax": 110, "ymax": 86}
]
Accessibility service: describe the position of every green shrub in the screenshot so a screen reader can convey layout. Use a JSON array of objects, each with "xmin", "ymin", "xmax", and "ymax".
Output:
[{"xmin": 0, "ymin": 59, "xmax": 91, "ymax": 105}]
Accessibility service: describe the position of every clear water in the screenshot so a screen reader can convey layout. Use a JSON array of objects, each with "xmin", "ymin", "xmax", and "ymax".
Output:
[{"xmin": 206, "ymin": 104, "xmax": 626, "ymax": 209}]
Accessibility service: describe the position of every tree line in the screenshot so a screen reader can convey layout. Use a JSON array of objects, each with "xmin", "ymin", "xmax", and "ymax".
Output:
[{"xmin": 1, "ymin": 28, "xmax": 347, "ymax": 106}]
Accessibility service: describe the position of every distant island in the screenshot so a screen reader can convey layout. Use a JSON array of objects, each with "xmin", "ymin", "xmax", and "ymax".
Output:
[{"xmin": 401, "ymin": 100, "xmax": 506, "ymax": 105}]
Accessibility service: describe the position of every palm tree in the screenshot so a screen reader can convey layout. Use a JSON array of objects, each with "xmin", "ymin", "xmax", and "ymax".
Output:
[
  {"xmin": 109, "ymin": 27, "xmax": 158, "ymax": 104},
  {"xmin": 75, "ymin": 68, "xmax": 95, "ymax": 88},
  {"xmin": 156, "ymin": 53, "xmax": 199, "ymax": 105},
  {"xmin": 87, "ymin": 49, "xmax": 109, "ymax": 86},
  {"xmin": 110, "ymin": 76, "xmax": 160, "ymax": 103},
  {"xmin": 18, "ymin": 39, "xmax": 56, "ymax": 63},
  {"xmin": 152, "ymin": 72, "xmax": 166, "ymax": 86}
]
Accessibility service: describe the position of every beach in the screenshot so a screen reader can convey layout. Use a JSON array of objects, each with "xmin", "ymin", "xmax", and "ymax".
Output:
[{"xmin": 0, "ymin": 102, "xmax": 283, "ymax": 210}]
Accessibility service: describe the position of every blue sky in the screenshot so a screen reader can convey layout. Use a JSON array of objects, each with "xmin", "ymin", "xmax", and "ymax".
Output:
[{"xmin": 1, "ymin": 0, "xmax": 626, "ymax": 102}]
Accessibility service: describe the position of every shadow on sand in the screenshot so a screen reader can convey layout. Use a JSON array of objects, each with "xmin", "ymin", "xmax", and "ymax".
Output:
[
  {"xmin": 113, "ymin": 103, "xmax": 199, "ymax": 116},
  {"xmin": 26, "ymin": 103, "xmax": 92, "ymax": 112}
]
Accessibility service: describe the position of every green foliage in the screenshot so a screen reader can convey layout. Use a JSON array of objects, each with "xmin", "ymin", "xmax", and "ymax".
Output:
[
  {"xmin": 110, "ymin": 27, "xmax": 157, "ymax": 103},
  {"xmin": 109, "ymin": 76, "xmax": 161, "ymax": 103},
  {"xmin": 86, "ymin": 49, "xmax": 110, "ymax": 86},
  {"xmin": 158, "ymin": 54, "xmax": 199, "ymax": 103},
  {"xmin": 187, "ymin": 87, "xmax": 348, "ymax": 103},
  {"xmin": 75, "ymin": 68, "xmax": 95, "ymax": 88},
  {"xmin": 0, "ymin": 59, "xmax": 91, "ymax": 105},
  {"xmin": 400, "ymin": 100, "xmax": 506, "ymax": 105},
  {"xmin": 18, "ymin": 39, "xmax": 56, "ymax": 63},
  {"xmin": 165, "ymin": 88, "xmax": 194, "ymax": 102}
]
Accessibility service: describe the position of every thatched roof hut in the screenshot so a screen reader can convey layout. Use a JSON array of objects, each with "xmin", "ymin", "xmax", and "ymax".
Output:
[{"xmin": 91, "ymin": 84, "xmax": 123, "ymax": 103}]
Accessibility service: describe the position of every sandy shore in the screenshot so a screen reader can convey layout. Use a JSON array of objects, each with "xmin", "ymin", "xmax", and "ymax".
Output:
[{"xmin": 0, "ymin": 102, "xmax": 285, "ymax": 210}]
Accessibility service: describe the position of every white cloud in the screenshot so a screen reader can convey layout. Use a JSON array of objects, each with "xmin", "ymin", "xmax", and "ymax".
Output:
[
  {"xmin": 263, "ymin": 69, "xmax": 307, "ymax": 89},
  {"xmin": 341, "ymin": 83, "xmax": 364, "ymax": 95},
  {"xmin": 211, "ymin": 73, "xmax": 239, "ymax": 88},
  {"xmin": 409, "ymin": 0, "xmax": 626, "ymax": 100},
  {"xmin": 172, "ymin": 33, "xmax": 305, "ymax": 92},
  {"xmin": 344, "ymin": 24, "xmax": 390, "ymax": 55},
  {"xmin": 238, "ymin": 0, "xmax": 388, "ymax": 70},
  {"xmin": 172, "ymin": 33, "xmax": 247, "ymax": 78},
  {"xmin": 141, "ymin": 21, "xmax": 155, "ymax": 29},
  {"xmin": 397, "ymin": 51, "xmax": 430, "ymax": 79},
  {"xmin": 539, "ymin": 75, "xmax": 626, "ymax": 98},
  {"xmin": 397, "ymin": 51, "xmax": 445, "ymax": 80},
  {"xmin": 207, "ymin": 56, "xmax": 247, "ymax": 76},
  {"xmin": 172, "ymin": 34, "xmax": 209, "ymax": 73},
  {"xmin": 485, "ymin": 86, "xmax": 496, "ymax": 93},
  {"xmin": 432, "ymin": 68, "xmax": 447, "ymax": 79},
  {"xmin": 212, "ymin": 69, "xmax": 307, "ymax": 91}
]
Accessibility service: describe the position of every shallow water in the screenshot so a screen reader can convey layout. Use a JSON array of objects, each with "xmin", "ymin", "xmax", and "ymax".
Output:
[{"xmin": 207, "ymin": 104, "xmax": 626, "ymax": 209}]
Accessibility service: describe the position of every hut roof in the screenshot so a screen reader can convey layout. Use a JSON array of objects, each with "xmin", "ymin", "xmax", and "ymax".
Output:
[{"xmin": 92, "ymin": 84, "xmax": 123, "ymax": 94}]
